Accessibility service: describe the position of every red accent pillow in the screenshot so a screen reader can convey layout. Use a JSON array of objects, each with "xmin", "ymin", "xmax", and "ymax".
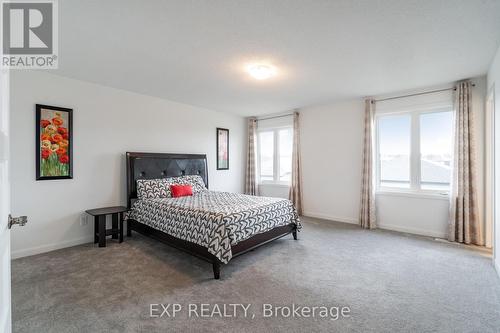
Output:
[{"xmin": 170, "ymin": 184, "xmax": 193, "ymax": 198}]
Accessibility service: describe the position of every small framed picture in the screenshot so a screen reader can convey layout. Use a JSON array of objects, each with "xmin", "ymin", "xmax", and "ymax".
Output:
[
  {"xmin": 216, "ymin": 128, "xmax": 229, "ymax": 170},
  {"xmin": 36, "ymin": 104, "xmax": 73, "ymax": 180}
]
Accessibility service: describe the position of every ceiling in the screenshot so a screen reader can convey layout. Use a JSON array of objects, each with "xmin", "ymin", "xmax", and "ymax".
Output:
[{"xmin": 55, "ymin": 0, "xmax": 500, "ymax": 116}]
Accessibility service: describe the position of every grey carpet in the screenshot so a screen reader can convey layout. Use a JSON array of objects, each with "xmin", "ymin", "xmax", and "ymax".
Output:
[{"xmin": 11, "ymin": 217, "xmax": 500, "ymax": 333}]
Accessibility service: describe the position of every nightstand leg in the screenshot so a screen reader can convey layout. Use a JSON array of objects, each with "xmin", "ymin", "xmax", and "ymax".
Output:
[
  {"xmin": 94, "ymin": 216, "xmax": 99, "ymax": 244},
  {"xmin": 119, "ymin": 213, "xmax": 124, "ymax": 243},
  {"xmin": 98, "ymin": 215, "xmax": 106, "ymax": 247},
  {"xmin": 112, "ymin": 213, "xmax": 118, "ymax": 239}
]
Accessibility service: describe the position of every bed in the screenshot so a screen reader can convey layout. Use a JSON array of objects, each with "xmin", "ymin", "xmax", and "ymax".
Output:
[{"xmin": 125, "ymin": 152, "xmax": 300, "ymax": 279}]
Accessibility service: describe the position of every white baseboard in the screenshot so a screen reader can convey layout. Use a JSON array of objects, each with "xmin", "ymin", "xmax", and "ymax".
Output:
[
  {"xmin": 377, "ymin": 223, "xmax": 446, "ymax": 239},
  {"xmin": 302, "ymin": 211, "xmax": 358, "ymax": 225},
  {"xmin": 495, "ymin": 258, "xmax": 500, "ymax": 279},
  {"xmin": 11, "ymin": 235, "xmax": 94, "ymax": 259},
  {"xmin": 302, "ymin": 211, "xmax": 447, "ymax": 239}
]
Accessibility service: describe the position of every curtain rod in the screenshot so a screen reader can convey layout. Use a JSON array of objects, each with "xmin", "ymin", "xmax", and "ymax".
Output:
[
  {"xmin": 373, "ymin": 84, "xmax": 476, "ymax": 103},
  {"xmin": 256, "ymin": 113, "xmax": 293, "ymax": 121}
]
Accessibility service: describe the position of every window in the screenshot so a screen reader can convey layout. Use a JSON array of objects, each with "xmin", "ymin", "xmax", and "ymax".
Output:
[
  {"xmin": 257, "ymin": 127, "xmax": 293, "ymax": 184},
  {"xmin": 279, "ymin": 128, "xmax": 293, "ymax": 182},
  {"xmin": 258, "ymin": 131, "xmax": 274, "ymax": 182},
  {"xmin": 420, "ymin": 112, "xmax": 453, "ymax": 190},
  {"xmin": 376, "ymin": 108, "xmax": 453, "ymax": 193},
  {"xmin": 378, "ymin": 114, "xmax": 411, "ymax": 188}
]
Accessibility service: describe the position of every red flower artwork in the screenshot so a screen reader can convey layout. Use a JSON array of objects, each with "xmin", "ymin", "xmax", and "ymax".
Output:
[
  {"xmin": 59, "ymin": 155, "xmax": 70, "ymax": 164},
  {"xmin": 39, "ymin": 109, "xmax": 71, "ymax": 177},
  {"xmin": 41, "ymin": 149, "xmax": 51, "ymax": 160}
]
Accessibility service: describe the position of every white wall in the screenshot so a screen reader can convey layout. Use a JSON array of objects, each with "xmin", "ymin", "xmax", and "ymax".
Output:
[
  {"xmin": 299, "ymin": 77, "xmax": 486, "ymax": 238},
  {"xmin": 300, "ymin": 100, "xmax": 364, "ymax": 224},
  {"xmin": 259, "ymin": 184, "xmax": 289, "ymax": 199},
  {"xmin": 376, "ymin": 193, "xmax": 450, "ymax": 238},
  {"xmin": 9, "ymin": 71, "xmax": 246, "ymax": 258},
  {"xmin": 487, "ymin": 45, "xmax": 500, "ymax": 276}
]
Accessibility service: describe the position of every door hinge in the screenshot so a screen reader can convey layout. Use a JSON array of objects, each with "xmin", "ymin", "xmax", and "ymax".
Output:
[{"xmin": 8, "ymin": 214, "xmax": 27, "ymax": 229}]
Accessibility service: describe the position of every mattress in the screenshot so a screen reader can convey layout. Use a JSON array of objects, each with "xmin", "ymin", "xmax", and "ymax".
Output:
[{"xmin": 127, "ymin": 191, "xmax": 301, "ymax": 263}]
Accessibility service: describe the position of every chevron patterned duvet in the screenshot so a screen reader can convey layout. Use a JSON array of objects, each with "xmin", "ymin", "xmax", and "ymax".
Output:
[{"xmin": 127, "ymin": 191, "xmax": 301, "ymax": 264}]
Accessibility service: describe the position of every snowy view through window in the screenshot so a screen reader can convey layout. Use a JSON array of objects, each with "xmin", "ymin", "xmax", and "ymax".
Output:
[{"xmin": 379, "ymin": 111, "xmax": 452, "ymax": 191}]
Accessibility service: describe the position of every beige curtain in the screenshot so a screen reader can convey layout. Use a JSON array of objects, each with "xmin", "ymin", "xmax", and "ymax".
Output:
[
  {"xmin": 244, "ymin": 117, "xmax": 257, "ymax": 195},
  {"xmin": 359, "ymin": 99, "xmax": 376, "ymax": 229},
  {"xmin": 449, "ymin": 81, "xmax": 483, "ymax": 245},
  {"xmin": 289, "ymin": 112, "xmax": 303, "ymax": 215}
]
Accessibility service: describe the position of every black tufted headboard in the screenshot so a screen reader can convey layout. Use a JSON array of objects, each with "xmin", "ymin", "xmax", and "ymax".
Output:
[{"xmin": 126, "ymin": 152, "xmax": 209, "ymax": 207}]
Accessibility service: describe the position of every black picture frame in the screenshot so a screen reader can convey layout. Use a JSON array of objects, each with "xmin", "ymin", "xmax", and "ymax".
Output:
[
  {"xmin": 216, "ymin": 127, "xmax": 229, "ymax": 170},
  {"xmin": 36, "ymin": 104, "xmax": 73, "ymax": 180}
]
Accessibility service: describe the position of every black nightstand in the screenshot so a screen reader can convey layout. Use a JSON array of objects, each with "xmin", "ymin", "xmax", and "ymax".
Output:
[{"xmin": 85, "ymin": 206, "xmax": 128, "ymax": 247}]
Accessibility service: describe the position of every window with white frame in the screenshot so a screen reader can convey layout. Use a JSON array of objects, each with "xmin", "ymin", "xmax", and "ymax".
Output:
[
  {"xmin": 376, "ymin": 107, "xmax": 453, "ymax": 193},
  {"xmin": 257, "ymin": 127, "xmax": 293, "ymax": 184}
]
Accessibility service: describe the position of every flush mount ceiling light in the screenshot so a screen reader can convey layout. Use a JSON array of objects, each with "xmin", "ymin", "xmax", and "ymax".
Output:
[{"xmin": 246, "ymin": 64, "xmax": 277, "ymax": 80}]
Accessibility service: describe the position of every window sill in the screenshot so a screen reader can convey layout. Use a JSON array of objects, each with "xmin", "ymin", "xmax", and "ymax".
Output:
[
  {"xmin": 376, "ymin": 190, "xmax": 449, "ymax": 200},
  {"xmin": 258, "ymin": 183, "xmax": 290, "ymax": 188}
]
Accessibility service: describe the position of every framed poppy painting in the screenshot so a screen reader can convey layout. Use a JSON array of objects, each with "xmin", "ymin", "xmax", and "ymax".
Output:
[
  {"xmin": 216, "ymin": 127, "xmax": 229, "ymax": 170},
  {"xmin": 36, "ymin": 104, "xmax": 73, "ymax": 180}
]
